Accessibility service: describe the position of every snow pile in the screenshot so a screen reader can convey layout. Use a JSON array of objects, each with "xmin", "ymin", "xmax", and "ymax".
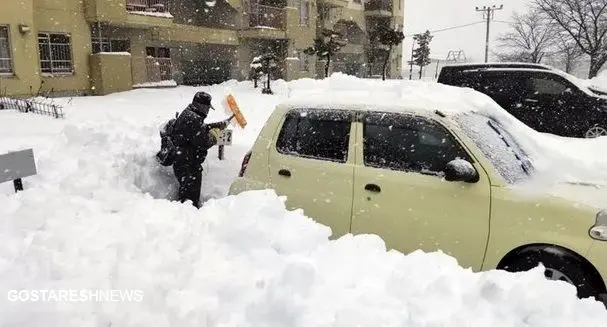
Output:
[
  {"xmin": 587, "ymin": 70, "xmax": 607, "ymax": 93},
  {"xmin": 134, "ymin": 80, "xmax": 178, "ymax": 88}
]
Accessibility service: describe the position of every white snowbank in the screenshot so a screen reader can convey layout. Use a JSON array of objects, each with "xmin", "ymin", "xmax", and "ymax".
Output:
[
  {"xmin": 134, "ymin": 80, "xmax": 178, "ymax": 88},
  {"xmin": 2, "ymin": 75, "xmax": 607, "ymax": 325},
  {"xmin": 587, "ymin": 70, "xmax": 607, "ymax": 94},
  {"xmin": 2, "ymin": 186, "xmax": 607, "ymax": 326},
  {"xmin": 128, "ymin": 11, "xmax": 173, "ymax": 18}
]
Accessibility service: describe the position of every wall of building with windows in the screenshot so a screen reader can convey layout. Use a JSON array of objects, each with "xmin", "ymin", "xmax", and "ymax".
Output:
[
  {"xmin": 0, "ymin": 0, "xmax": 37, "ymax": 96},
  {"xmin": 0, "ymin": 0, "xmax": 401, "ymax": 97},
  {"xmin": 0, "ymin": 0, "xmax": 92, "ymax": 97},
  {"xmin": 34, "ymin": 0, "xmax": 93, "ymax": 95}
]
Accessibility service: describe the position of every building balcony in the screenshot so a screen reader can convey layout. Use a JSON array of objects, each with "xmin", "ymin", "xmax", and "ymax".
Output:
[
  {"xmin": 249, "ymin": 4, "xmax": 286, "ymax": 29},
  {"xmin": 241, "ymin": 4, "xmax": 288, "ymax": 39},
  {"xmin": 84, "ymin": 0, "xmax": 173, "ymax": 28},
  {"xmin": 364, "ymin": 0, "xmax": 393, "ymax": 17},
  {"xmin": 126, "ymin": 0, "xmax": 170, "ymax": 13},
  {"xmin": 317, "ymin": 0, "xmax": 348, "ymax": 8}
]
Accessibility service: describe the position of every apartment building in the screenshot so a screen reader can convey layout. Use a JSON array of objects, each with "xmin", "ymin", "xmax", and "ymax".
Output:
[{"xmin": 0, "ymin": 0, "xmax": 403, "ymax": 97}]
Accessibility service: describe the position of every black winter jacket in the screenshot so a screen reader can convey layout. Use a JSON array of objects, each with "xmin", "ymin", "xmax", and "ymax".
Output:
[{"xmin": 171, "ymin": 106, "xmax": 217, "ymax": 166}]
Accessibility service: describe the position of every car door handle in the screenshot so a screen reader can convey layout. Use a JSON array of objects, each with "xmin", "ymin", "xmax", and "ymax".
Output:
[
  {"xmin": 364, "ymin": 183, "xmax": 381, "ymax": 193},
  {"xmin": 278, "ymin": 169, "xmax": 291, "ymax": 177}
]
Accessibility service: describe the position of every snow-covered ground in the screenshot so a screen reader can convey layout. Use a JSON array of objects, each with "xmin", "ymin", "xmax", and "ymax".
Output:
[{"xmin": 2, "ymin": 75, "xmax": 607, "ymax": 326}]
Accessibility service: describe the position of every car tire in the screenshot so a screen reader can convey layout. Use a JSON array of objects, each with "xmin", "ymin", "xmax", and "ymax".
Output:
[
  {"xmin": 500, "ymin": 248, "xmax": 604, "ymax": 300},
  {"xmin": 585, "ymin": 125, "xmax": 607, "ymax": 138}
]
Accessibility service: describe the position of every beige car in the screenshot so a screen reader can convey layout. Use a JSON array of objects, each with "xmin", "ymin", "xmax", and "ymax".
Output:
[{"xmin": 228, "ymin": 100, "xmax": 607, "ymax": 305}]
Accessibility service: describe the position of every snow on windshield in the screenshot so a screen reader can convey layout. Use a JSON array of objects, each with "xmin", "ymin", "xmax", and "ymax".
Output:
[{"xmin": 452, "ymin": 112, "xmax": 532, "ymax": 184}]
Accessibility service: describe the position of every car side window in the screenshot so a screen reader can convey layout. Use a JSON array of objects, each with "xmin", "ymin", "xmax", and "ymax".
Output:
[
  {"xmin": 527, "ymin": 75, "xmax": 570, "ymax": 95},
  {"xmin": 482, "ymin": 72, "xmax": 526, "ymax": 97},
  {"xmin": 363, "ymin": 112, "xmax": 471, "ymax": 174},
  {"xmin": 276, "ymin": 109, "xmax": 351, "ymax": 163}
]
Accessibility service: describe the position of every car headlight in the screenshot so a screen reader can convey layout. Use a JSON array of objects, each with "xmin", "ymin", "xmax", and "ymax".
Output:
[{"xmin": 589, "ymin": 209, "xmax": 607, "ymax": 241}]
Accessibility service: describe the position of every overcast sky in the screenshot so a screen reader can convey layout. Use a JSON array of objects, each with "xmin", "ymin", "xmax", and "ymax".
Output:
[{"xmin": 403, "ymin": 0, "xmax": 531, "ymax": 62}]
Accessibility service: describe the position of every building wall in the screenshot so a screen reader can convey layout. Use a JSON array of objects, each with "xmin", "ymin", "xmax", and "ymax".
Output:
[
  {"xmin": 35, "ymin": 0, "xmax": 93, "ymax": 95},
  {"xmin": 0, "ymin": 0, "xmax": 37, "ymax": 96},
  {"xmin": 1, "ymin": 0, "xmax": 403, "ymax": 97}
]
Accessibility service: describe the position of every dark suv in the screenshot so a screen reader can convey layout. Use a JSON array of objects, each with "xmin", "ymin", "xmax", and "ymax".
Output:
[{"xmin": 437, "ymin": 62, "xmax": 607, "ymax": 138}]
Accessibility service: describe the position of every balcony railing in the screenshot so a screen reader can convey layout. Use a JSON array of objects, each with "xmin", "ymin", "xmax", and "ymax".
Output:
[
  {"xmin": 248, "ymin": 4, "xmax": 286, "ymax": 29},
  {"xmin": 126, "ymin": 0, "xmax": 170, "ymax": 13},
  {"xmin": 364, "ymin": 0, "xmax": 392, "ymax": 12}
]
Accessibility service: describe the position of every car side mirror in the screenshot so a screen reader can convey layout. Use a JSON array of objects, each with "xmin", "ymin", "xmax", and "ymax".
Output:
[{"xmin": 443, "ymin": 159, "xmax": 480, "ymax": 183}]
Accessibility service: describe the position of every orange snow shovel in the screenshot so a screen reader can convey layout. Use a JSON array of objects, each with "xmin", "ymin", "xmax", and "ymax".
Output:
[{"xmin": 226, "ymin": 94, "xmax": 247, "ymax": 129}]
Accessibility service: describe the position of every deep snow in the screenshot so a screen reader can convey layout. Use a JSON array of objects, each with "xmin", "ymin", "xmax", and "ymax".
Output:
[{"xmin": 1, "ymin": 74, "xmax": 607, "ymax": 326}]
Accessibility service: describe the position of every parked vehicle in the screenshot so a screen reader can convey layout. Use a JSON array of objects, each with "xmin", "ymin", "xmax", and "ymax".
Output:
[
  {"xmin": 229, "ymin": 96, "xmax": 607, "ymax": 306},
  {"xmin": 437, "ymin": 62, "xmax": 607, "ymax": 138}
]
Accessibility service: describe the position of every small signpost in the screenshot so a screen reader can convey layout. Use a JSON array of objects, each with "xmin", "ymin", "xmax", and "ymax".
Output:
[
  {"xmin": 0, "ymin": 148, "xmax": 37, "ymax": 193},
  {"xmin": 216, "ymin": 129, "xmax": 233, "ymax": 160}
]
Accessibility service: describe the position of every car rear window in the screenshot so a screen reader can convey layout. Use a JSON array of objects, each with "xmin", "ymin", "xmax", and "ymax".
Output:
[{"xmin": 276, "ymin": 109, "xmax": 351, "ymax": 163}]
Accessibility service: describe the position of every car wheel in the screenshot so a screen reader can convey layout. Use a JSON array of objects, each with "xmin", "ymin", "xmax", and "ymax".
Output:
[
  {"xmin": 585, "ymin": 125, "xmax": 607, "ymax": 138},
  {"xmin": 501, "ymin": 249, "xmax": 604, "ymax": 300}
]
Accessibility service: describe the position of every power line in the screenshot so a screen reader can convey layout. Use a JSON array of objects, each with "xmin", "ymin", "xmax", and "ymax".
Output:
[{"xmin": 404, "ymin": 21, "xmax": 486, "ymax": 37}]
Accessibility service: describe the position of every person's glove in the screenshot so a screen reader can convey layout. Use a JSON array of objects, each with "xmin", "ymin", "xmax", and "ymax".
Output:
[{"xmin": 209, "ymin": 128, "xmax": 222, "ymax": 143}]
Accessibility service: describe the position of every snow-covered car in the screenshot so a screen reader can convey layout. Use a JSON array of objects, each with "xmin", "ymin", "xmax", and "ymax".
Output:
[
  {"xmin": 437, "ymin": 62, "xmax": 607, "ymax": 138},
  {"xmin": 228, "ymin": 86, "xmax": 607, "ymax": 306}
]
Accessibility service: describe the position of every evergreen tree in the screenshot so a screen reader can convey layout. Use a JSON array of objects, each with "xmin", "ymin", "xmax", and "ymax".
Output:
[
  {"xmin": 373, "ymin": 26, "xmax": 405, "ymax": 80},
  {"xmin": 304, "ymin": 29, "xmax": 348, "ymax": 78},
  {"xmin": 257, "ymin": 53, "xmax": 277, "ymax": 94},
  {"xmin": 412, "ymin": 30, "xmax": 433, "ymax": 79},
  {"xmin": 249, "ymin": 56, "xmax": 263, "ymax": 88}
]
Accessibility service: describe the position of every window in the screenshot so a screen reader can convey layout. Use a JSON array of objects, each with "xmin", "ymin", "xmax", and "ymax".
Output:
[
  {"xmin": 146, "ymin": 46, "xmax": 172, "ymax": 81},
  {"xmin": 298, "ymin": 51, "xmax": 309, "ymax": 72},
  {"xmin": 363, "ymin": 112, "xmax": 471, "ymax": 174},
  {"xmin": 38, "ymin": 32, "xmax": 73, "ymax": 74},
  {"xmin": 276, "ymin": 109, "xmax": 351, "ymax": 162},
  {"xmin": 0, "ymin": 25, "xmax": 12, "ymax": 74},
  {"xmin": 92, "ymin": 38, "xmax": 130, "ymax": 54},
  {"xmin": 299, "ymin": 0, "xmax": 309, "ymax": 26},
  {"xmin": 454, "ymin": 112, "xmax": 532, "ymax": 184},
  {"xmin": 90, "ymin": 24, "xmax": 130, "ymax": 54},
  {"xmin": 528, "ymin": 76, "xmax": 569, "ymax": 95}
]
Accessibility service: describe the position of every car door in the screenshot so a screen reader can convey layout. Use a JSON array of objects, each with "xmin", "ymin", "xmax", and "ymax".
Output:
[
  {"xmin": 479, "ymin": 71, "xmax": 539, "ymax": 126},
  {"xmin": 268, "ymin": 108, "xmax": 356, "ymax": 239},
  {"xmin": 350, "ymin": 112, "xmax": 491, "ymax": 271},
  {"xmin": 523, "ymin": 72, "xmax": 587, "ymax": 137}
]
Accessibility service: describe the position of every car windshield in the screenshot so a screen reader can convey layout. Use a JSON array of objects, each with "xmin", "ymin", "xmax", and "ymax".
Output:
[{"xmin": 452, "ymin": 112, "xmax": 534, "ymax": 184}]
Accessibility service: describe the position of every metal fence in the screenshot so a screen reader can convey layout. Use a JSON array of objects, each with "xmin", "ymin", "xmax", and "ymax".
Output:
[
  {"xmin": 248, "ymin": 4, "xmax": 286, "ymax": 29},
  {"xmin": 0, "ymin": 96, "xmax": 65, "ymax": 119},
  {"xmin": 126, "ymin": 0, "xmax": 170, "ymax": 12}
]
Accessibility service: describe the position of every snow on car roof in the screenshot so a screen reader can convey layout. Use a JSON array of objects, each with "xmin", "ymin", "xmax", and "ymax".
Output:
[
  {"xmin": 441, "ymin": 61, "xmax": 554, "ymax": 70},
  {"xmin": 280, "ymin": 74, "xmax": 502, "ymax": 117}
]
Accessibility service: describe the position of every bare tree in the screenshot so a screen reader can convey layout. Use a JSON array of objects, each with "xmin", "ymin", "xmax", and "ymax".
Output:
[
  {"xmin": 535, "ymin": 0, "xmax": 607, "ymax": 78},
  {"xmin": 495, "ymin": 8, "xmax": 556, "ymax": 63},
  {"xmin": 551, "ymin": 31, "xmax": 586, "ymax": 73}
]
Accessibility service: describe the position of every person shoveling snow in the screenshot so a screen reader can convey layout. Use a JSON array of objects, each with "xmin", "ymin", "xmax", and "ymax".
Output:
[{"xmin": 156, "ymin": 91, "xmax": 232, "ymax": 208}]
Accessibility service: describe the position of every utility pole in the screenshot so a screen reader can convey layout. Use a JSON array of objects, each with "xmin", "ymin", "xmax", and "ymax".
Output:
[{"xmin": 475, "ymin": 4, "xmax": 503, "ymax": 63}]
